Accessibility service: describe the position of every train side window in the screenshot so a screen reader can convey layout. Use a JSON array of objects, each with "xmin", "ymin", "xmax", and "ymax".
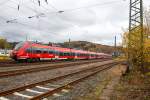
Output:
[
  {"xmin": 43, "ymin": 50, "xmax": 48, "ymax": 54},
  {"xmin": 59, "ymin": 52, "xmax": 64, "ymax": 56},
  {"xmin": 77, "ymin": 53, "xmax": 80, "ymax": 56},
  {"xmin": 71, "ymin": 53, "xmax": 75, "ymax": 56},
  {"xmin": 63, "ymin": 52, "xmax": 67, "ymax": 56},
  {"xmin": 26, "ymin": 48, "xmax": 31, "ymax": 53},
  {"xmin": 65, "ymin": 52, "xmax": 69, "ymax": 56},
  {"xmin": 36, "ymin": 48, "xmax": 42, "ymax": 54},
  {"xmin": 32, "ymin": 48, "xmax": 37, "ymax": 53},
  {"xmin": 66, "ymin": 52, "xmax": 70, "ymax": 56},
  {"xmin": 55, "ymin": 51, "xmax": 59, "ymax": 55},
  {"xmin": 49, "ymin": 49, "xmax": 54, "ymax": 54},
  {"xmin": 73, "ymin": 53, "xmax": 75, "ymax": 56},
  {"xmin": 79, "ymin": 53, "xmax": 81, "ymax": 56},
  {"xmin": 69, "ymin": 53, "xmax": 71, "ymax": 56},
  {"xmin": 74, "ymin": 53, "xmax": 77, "ymax": 56},
  {"xmin": 65, "ymin": 53, "xmax": 67, "ymax": 56}
]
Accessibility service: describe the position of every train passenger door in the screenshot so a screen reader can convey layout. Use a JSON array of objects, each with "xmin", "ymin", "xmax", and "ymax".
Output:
[
  {"xmin": 42, "ymin": 49, "xmax": 49, "ymax": 59},
  {"xmin": 75, "ymin": 53, "xmax": 78, "ymax": 59},
  {"xmin": 54, "ymin": 51, "xmax": 59, "ymax": 59},
  {"xmin": 35, "ymin": 48, "xmax": 42, "ymax": 59},
  {"xmin": 48, "ymin": 49, "xmax": 55, "ymax": 58}
]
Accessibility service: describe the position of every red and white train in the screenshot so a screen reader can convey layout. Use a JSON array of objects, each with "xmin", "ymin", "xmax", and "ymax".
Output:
[{"xmin": 10, "ymin": 41, "xmax": 112, "ymax": 62}]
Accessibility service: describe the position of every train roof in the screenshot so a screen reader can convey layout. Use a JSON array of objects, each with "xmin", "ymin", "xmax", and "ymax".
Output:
[{"xmin": 24, "ymin": 41, "xmax": 109, "ymax": 55}]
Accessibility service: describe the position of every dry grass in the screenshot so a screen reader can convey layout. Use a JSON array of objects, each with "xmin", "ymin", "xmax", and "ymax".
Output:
[
  {"xmin": 112, "ymin": 70, "xmax": 150, "ymax": 100},
  {"xmin": 0, "ymin": 55, "xmax": 10, "ymax": 61}
]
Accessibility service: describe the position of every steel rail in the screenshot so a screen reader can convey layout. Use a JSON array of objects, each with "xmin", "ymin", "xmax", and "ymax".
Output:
[
  {"xmin": 0, "ymin": 61, "xmax": 120, "ymax": 97},
  {"xmin": 0, "ymin": 59, "xmax": 108, "ymax": 78},
  {"xmin": 30, "ymin": 63, "xmax": 118, "ymax": 100},
  {"xmin": 0, "ymin": 59, "xmax": 104, "ymax": 67}
]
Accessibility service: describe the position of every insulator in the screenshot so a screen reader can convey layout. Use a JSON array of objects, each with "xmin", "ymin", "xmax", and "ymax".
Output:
[
  {"xmin": 38, "ymin": 0, "xmax": 40, "ymax": 6},
  {"xmin": 18, "ymin": 5, "xmax": 20, "ymax": 10},
  {"xmin": 45, "ymin": 0, "xmax": 48, "ymax": 4}
]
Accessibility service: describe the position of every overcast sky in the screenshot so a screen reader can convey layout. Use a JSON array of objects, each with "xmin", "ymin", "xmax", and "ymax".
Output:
[{"xmin": 0, "ymin": 0, "xmax": 150, "ymax": 45}]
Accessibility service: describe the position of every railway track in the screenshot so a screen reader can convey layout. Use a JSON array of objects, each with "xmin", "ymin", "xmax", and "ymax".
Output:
[
  {"xmin": 0, "ymin": 59, "xmax": 109, "ymax": 67},
  {"xmin": 0, "ymin": 61, "xmax": 120, "ymax": 100},
  {"xmin": 0, "ymin": 59, "xmax": 87, "ymax": 67},
  {"xmin": 0, "ymin": 59, "xmax": 109, "ymax": 78}
]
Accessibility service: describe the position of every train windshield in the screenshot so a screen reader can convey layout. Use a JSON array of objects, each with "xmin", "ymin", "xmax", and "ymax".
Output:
[{"xmin": 14, "ymin": 42, "xmax": 24, "ymax": 51}]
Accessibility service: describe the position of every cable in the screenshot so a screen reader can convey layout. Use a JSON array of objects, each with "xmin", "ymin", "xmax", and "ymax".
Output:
[
  {"xmin": 2, "ymin": 0, "xmax": 57, "ymax": 28},
  {"xmin": 66, "ymin": 0, "xmax": 121, "ymax": 11},
  {"xmin": 10, "ymin": 0, "xmax": 39, "ymax": 13},
  {"xmin": 9, "ymin": 0, "xmax": 56, "ymax": 22},
  {"xmin": 0, "ymin": 15, "xmax": 60, "ymax": 39},
  {"xmin": 3, "ymin": 0, "xmax": 47, "ymax": 21},
  {"xmin": 0, "ymin": 0, "xmax": 127, "ymax": 39},
  {"xmin": 26, "ymin": 0, "xmax": 58, "ymax": 14},
  {"xmin": 0, "ymin": 1, "xmax": 51, "ymax": 33},
  {"xmin": 46, "ymin": 0, "xmax": 125, "ymax": 14}
]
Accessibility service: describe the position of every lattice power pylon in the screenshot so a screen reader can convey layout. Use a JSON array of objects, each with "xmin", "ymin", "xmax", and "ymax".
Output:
[{"xmin": 128, "ymin": 0, "xmax": 144, "ymax": 70}]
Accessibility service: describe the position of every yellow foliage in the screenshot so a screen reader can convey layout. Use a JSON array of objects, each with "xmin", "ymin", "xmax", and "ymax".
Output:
[
  {"xmin": 122, "ymin": 26, "xmax": 149, "ymax": 70},
  {"xmin": 144, "ymin": 39, "xmax": 150, "ymax": 62}
]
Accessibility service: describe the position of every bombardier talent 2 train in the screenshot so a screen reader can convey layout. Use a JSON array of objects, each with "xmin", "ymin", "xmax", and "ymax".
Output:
[{"xmin": 10, "ymin": 41, "xmax": 112, "ymax": 62}]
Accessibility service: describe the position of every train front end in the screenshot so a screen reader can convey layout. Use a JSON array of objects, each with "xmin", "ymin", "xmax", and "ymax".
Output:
[{"xmin": 10, "ymin": 42, "xmax": 28, "ymax": 61}]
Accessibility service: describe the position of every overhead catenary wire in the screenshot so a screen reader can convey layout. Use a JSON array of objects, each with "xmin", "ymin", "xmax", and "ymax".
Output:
[
  {"xmin": 63, "ymin": 0, "xmax": 122, "ymax": 12},
  {"xmin": 0, "ymin": 15, "xmax": 61, "ymax": 39},
  {"xmin": 46, "ymin": 0, "xmax": 125, "ymax": 14},
  {"xmin": 30, "ymin": 0, "xmax": 57, "ymax": 12},
  {"xmin": 0, "ymin": 0, "xmax": 127, "ymax": 27},
  {"xmin": 8, "ymin": 0, "xmax": 126, "ymax": 16},
  {"xmin": 10, "ymin": 0, "xmax": 40, "ymax": 14},
  {"xmin": 3, "ymin": 0, "xmax": 52, "ymax": 25},
  {"xmin": 1, "ymin": 9, "xmax": 53, "ymax": 33},
  {"xmin": 5, "ymin": 0, "xmax": 127, "ymax": 21},
  {"xmin": 8, "ymin": 0, "xmax": 57, "ymax": 21},
  {"xmin": 0, "ymin": 0, "xmax": 127, "ymax": 32},
  {"xmin": 0, "ymin": 0, "xmax": 128, "ymax": 42}
]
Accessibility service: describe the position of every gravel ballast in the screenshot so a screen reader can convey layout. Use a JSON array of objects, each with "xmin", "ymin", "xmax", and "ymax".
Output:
[
  {"xmin": 0, "ymin": 60, "xmax": 114, "ymax": 92},
  {"xmin": 46, "ymin": 64, "xmax": 126, "ymax": 100}
]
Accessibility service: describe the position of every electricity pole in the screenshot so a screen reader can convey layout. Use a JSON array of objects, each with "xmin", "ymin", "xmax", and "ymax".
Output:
[
  {"xmin": 114, "ymin": 36, "xmax": 117, "ymax": 57},
  {"xmin": 69, "ymin": 38, "xmax": 71, "ymax": 49},
  {"xmin": 68, "ymin": 32, "xmax": 71, "ymax": 49},
  {"xmin": 26, "ymin": 34, "xmax": 28, "ymax": 41},
  {"xmin": 128, "ymin": 0, "xmax": 144, "ymax": 71},
  {"xmin": 68, "ymin": 33, "xmax": 71, "ymax": 55}
]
